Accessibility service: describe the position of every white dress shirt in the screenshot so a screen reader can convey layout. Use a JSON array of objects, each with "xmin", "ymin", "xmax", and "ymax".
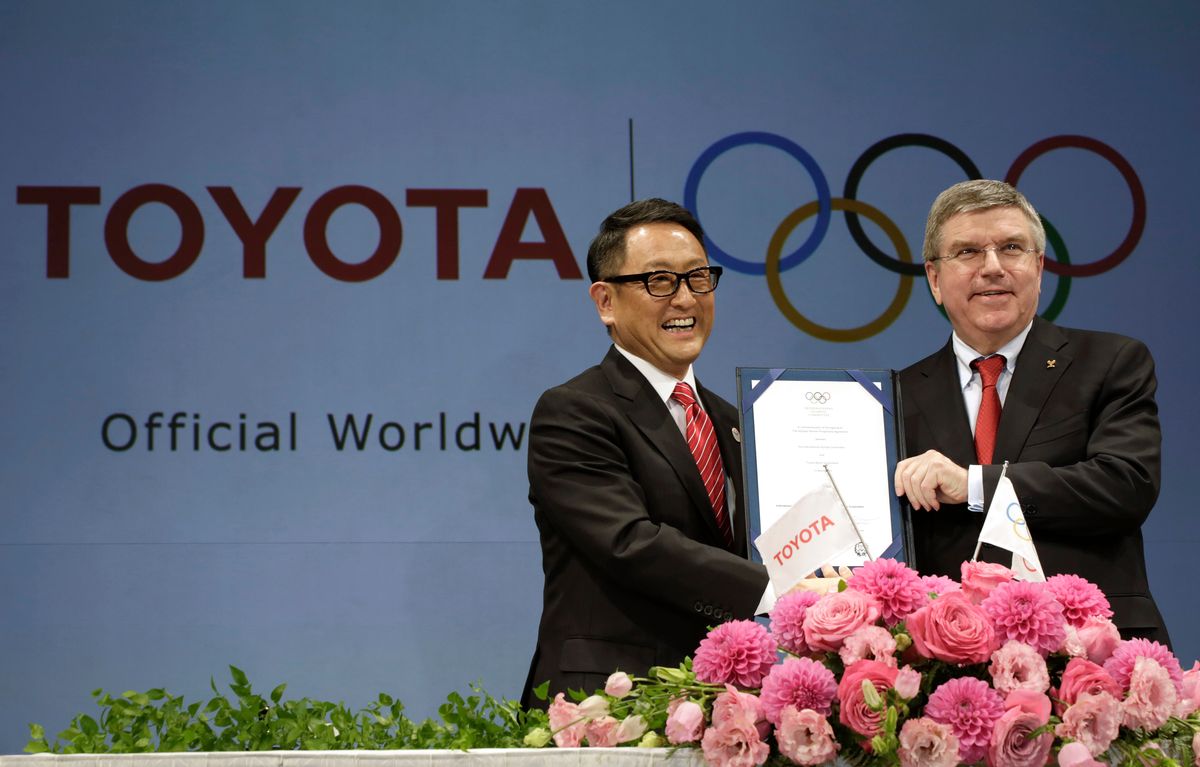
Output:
[{"xmin": 951, "ymin": 321, "xmax": 1033, "ymax": 511}]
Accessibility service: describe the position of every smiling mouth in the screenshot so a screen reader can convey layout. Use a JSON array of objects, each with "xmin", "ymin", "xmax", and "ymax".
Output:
[
  {"xmin": 662, "ymin": 318, "xmax": 696, "ymax": 332},
  {"xmin": 974, "ymin": 290, "xmax": 1011, "ymax": 298}
]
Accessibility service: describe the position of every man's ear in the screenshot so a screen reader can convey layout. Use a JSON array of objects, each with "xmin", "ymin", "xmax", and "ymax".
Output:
[
  {"xmin": 588, "ymin": 282, "xmax": 616, "ymax": 327},
  {"xmin": 924, "ymin": 260, "xmax": 944, "ymax": 306}
]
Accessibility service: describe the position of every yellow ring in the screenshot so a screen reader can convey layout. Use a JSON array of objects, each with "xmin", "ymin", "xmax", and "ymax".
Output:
[{"xmin": 765, "ymin": 198, "xmax": 914, "ymax": 342}]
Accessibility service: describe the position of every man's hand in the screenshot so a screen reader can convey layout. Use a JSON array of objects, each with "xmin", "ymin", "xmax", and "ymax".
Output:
[{"xmin": 894, "ymin": 449, "xmax": 968, "ymax": 511}]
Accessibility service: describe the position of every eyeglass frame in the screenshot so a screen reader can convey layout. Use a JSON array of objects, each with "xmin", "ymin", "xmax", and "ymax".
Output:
[
  {"xmin": 929, "ymin": 242, "xmax": 1042, "ymax": 269},
  {"xmin": 601, "ymin": 265, "xmax": 724, "ymax": 297}
]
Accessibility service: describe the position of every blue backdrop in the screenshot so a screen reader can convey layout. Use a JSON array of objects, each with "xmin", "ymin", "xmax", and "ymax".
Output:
[{"xmin": 3, "ymin": 1, "xmax": 1198, "ymax": 754}]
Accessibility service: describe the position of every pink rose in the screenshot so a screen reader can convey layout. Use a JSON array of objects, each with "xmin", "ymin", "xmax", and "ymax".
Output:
[
  {"xmin": 960, "ymin": 560, "xmax": 1014, "ymax": 604},
  {"xmin": 584, "ymin": 716, "xmax": 620, "ymax": 747},
  {"xmin": 898, "ymin": 717, "xmax": 959, "ymax": 767},
  {"xmin": 990, "ymin": 640, "xmax": 1051, "ymax": 695},
  {"xmin": 802, "ymin": 588, "xmax": 883, "ymax": 652},
  {"xmin": 1058, "ymin": 741, "xmax": 1106, "ymax": 767},
  {"xmin": 665, "ymin": 699, "xmax": 706, "ymax": 744},
  {"xmin": 988, "ymin": 706, "xmax": 1053, "ymax": 767},
  {"xmin": 894, "ymin": 665, "xmax": 922, "ymax": 700},
  {"xmin": 1004, "ymin": 689, "xmax": 1052, "ymax": 723},
  {"xmin": 547, "ymin": 693, "xmax": 586, "ymax": 747},
  {"xmin": 604, "ymin": 671, "xmax": 633, "ymax": 698},
  {"xmin": 1055, "ymin": 658, "xmax": 1122, "ymax": 713},
  {"xmin": 1075, "ymin": 616, "xmax": 1121, "ymax": 664},
  {"xmin": 1178, "ymin": 661, "xmax": 1200, "ymax": 717},
  {"xmin": 837, "ymin": 659, "xmax": 898, "ymax": 739},
  {"xmin": 775, "ymin": 706, "xmax": 839, "ymax": 766},
  {"xmin": 907, "ymin": 591, "xmax": 997, "ymax": 664},
  {"xmin": 1055, "ymin": 692, "xmax": 1120, "ymax": 757}
]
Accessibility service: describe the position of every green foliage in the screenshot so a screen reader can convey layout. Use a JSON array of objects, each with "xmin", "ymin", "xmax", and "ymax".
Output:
[{"xmin": 26, "ymin": 667, "xmax": 547, "ymax": 754}]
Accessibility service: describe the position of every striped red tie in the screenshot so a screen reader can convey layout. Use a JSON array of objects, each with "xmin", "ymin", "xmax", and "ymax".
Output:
[
  {"xmin": 972, "ymin": 355, "xmax": 1006, "ymax": 465},
  {"xmin": 671, "ymin": 382, "xmax": 733, "ymax": 547}
]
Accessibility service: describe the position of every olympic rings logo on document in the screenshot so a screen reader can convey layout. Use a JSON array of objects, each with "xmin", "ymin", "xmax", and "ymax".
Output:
[
  {"xmin": 805, "ymin": 392, "xmax": 831, "ymax": 404},
  {"xmin": 683, "ymin": 132, "xmax": 1146, "ymax": 342}
]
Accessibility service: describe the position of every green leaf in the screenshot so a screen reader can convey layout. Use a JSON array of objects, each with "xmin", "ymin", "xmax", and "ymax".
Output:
[
  {"xmin": 229, "ymin": 666, "xmax": 249, "ymax": 688},
  {"xmin": 270, "ymin": 683, "xmax": 287, "ymax": 704}
]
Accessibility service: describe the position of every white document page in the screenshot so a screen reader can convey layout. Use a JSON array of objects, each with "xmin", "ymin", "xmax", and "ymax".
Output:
[{"xmin": 748, "ymin": 378, "xmax": 893, "ymax": 566}]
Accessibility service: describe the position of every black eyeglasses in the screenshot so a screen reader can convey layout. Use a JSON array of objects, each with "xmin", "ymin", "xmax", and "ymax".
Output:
[{"xmin": 603, "ymin": 266, "xmax": 723, "ymax": 297}]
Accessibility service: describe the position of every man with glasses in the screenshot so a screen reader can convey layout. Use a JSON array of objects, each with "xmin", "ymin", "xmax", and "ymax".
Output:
[
  {"xmin": 894, "ymin": 179, "xmax": 1169, "ymax": 644},
  {"xmin": 521, "ymin": 198, "xmax": 770, "ymax": 707}
]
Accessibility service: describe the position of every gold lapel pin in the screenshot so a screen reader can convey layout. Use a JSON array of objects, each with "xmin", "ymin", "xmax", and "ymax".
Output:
[{"xmin": 1046, "ymin": 359, "xmax": 1056, "ymax": 369}]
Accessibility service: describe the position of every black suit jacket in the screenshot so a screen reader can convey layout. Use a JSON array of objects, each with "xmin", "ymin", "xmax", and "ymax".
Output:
[
  {"xmin": 521, "ymin": 347, "xmax": 769, "ymax": 706},
  {"xmin": 900, "ymin": 317, "xmax": 1169, "ymax": 644}
]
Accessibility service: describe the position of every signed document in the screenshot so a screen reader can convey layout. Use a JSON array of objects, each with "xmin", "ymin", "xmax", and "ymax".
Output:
[{"xmin": 736, "ymin": 368, "xmax": 908, "ymax": 568}]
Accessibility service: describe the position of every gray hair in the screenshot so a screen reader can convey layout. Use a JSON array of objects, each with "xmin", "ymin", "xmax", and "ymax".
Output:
[{"xmin": 923, "ymin": 179, "xmax": 1046, "ymax": 263}]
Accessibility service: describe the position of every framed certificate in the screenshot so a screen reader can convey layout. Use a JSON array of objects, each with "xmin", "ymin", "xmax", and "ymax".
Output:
[{"xmin": 735, "ymin": 367, "xmax": 913, "ymax": 568}]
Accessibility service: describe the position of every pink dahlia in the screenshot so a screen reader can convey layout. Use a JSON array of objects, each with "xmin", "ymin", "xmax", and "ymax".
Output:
[
  {"xmin": 769, "ymin": 589, "xmax": 821, "ymax": 655},
  {"xmin": 1103, "ymin": 638, "xmax": 1184, "ymax": 695},
  {"xmin": 924, "ymin": 676, "xmax": 1005, "ymax": 765},
  {"xmin": 1045, "ymin": 574, "xmax": 1113, "ymax": 627},
  {"xmin": 981, "ymin": 580, "xmax": 1066, "ymax": 656},
  {"xmin": 759, "ymin": 657, "xmax": 838, "ymax": 724},
  {"xmin": 921, "ymin": 574, "xmax": 960, "ymax": 597},
  {"xmin": 989, "ymin": 639, "xmax": 1051, "ymax": 695},
  {"xmin": 694, "ymin": 619, "xmax": 778, "ymax": 689},
  {"xmin": 847, "ymin": 557, "xmax": 927, "ymax": 625}
]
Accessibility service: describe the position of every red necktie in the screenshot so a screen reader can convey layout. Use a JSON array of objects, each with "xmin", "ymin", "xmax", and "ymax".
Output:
[
  {"xmin": 671, "ymin": 382, "xmax": 733, "ymax": 547},
  {"xmin": 972, "ymin": 355, "xmax": 1006, "ymax": 465}
]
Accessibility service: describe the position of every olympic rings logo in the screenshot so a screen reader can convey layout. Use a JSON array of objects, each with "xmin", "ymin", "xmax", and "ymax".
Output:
[
  {"xmin": 1005, "ymin": 501, "xmax": 1032, "ymax": 542},
  {"xmin": 805, "ymin": 391, "xmax": 831, "ymax": 404},
  {"xmin": 683, "ymin": 132, "xmax": 1146, "ymax": 342}
]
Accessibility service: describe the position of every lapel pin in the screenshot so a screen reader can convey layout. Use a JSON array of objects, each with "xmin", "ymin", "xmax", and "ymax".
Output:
[
  {"xmin": 732, "ymin": 427, "xmax": 741, "ymax": 443},
  {"xmin": 1046, "ymin": 359, "xmax": 1056, "ymax": 369}
]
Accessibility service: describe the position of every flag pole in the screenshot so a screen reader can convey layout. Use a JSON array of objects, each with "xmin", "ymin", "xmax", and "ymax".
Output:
[
  {"xmin": 822, "ymin": 464, "xmax": 873, "ymax": 561},
  {"xmin": 971, "ymin": 461, "xmax": 1009, "ymax": 561}
]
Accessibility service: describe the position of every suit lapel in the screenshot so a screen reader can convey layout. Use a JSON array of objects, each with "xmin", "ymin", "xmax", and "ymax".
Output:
[
  {"xmin": 995, "ymin": 318, "xmax": 1071, "ymax": 461},
  {"xmin": 600, "ymin": 348, "xmax": 722, "ymax": 541},
  {"xmin": 911, "ymin": 340, "xmax": 975, "ymax": 466}
]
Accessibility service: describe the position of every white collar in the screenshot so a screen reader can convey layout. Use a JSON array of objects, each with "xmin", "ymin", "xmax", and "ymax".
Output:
[
  {"xmin": 613, "ymin": 344, "xmax": 699, "ymax": 404},
  {"xmin": 951, "ymin": 321, "xmax": 1034, "ymax": 389}
]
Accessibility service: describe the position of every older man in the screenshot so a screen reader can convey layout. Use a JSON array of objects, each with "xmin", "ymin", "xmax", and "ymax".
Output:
[
  {"xmin": 894, "ymin": 179, "xmax": 1169, "ymax": 644},
  {"xmin": 520, "ymin": 199, "xmax": 770, "ymax": 706}
]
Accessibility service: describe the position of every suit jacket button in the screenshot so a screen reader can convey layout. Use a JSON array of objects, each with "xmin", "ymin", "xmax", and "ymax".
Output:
[
  {"xmin": 693, "ymin": 601, "xmax": 704, "ymax": 612},
  {"xmin": 703, "ymin": 605, "xmax": 714, "ymax": 617},
  {"xmin": 724, "ymin": 611, "xmax": 734, "ymax": 621}
]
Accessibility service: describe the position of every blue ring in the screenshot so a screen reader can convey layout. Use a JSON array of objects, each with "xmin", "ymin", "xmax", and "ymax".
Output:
[{"xmin": 683, "ymin": 132, "xmax": 832, "ymax": 275}]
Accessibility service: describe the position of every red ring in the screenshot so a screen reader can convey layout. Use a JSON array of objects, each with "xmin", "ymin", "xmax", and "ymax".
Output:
[{"xmin": 1005, "ymin": 135, "xmax": 1145, "ymax": 277}]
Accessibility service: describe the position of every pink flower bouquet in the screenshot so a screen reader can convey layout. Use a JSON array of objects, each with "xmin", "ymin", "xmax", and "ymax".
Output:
[{"xmin": 527, "ymin": 560, "xmax": 1200, "ymax": 767}]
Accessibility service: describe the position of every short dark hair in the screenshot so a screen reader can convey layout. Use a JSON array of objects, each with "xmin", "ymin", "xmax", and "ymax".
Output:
[{"xmin": 585, "ymin": 198, "xmax": 707, "ymax": 283}]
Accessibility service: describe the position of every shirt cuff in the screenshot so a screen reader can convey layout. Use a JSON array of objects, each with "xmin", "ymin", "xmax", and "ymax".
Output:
[
  {"xmin": 755, "ymin": 581, "xmax": 777, "ymax": 615},
  {"xmin": 968, "ymin": 464, "xmax": 984, "ymax": 512}
]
